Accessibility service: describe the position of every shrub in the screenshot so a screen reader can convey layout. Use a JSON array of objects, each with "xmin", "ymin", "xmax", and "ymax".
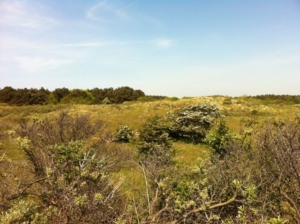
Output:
[
  {"xmin": 222, "ymin": 98, "xmax": 232, "ymax": 105},
  {"xmin": 251, "ymin": 109, "xmax": 259, "ymax": 115},
  {"xmin": 138, "ymin": 116, "xmax": 170, "ymax": 143},
  {"xmin": 14, "ymin": 139, "xmax": 125, "ymax": 223},
  {"xmin": 138, "ymin": 116, "xmax": 173, "ymax": 164},
  {"xmin": 168, "ymin": 102, "xmax": 223, "ymax": 143},
  {"xmin": 139, "ymin": 118, "xmax": 300, "ymax": 223},
  {"xmin": 17, "ymin": 111, "xmax": 103, "ymax": 146},
  {"xmin": 0, "ymin": 112, "xmax": 128, "ymax": 223},
  {"xmin": 206, "ymin": 119, "xmax": 234, "ymax": 155},
  {"xmin": 102, "ymin": 97, "xmax": 111, "ymax": 104},
  {"xmin": 115, "ymin": 125, "xmax": 134, "ymax": 142}
]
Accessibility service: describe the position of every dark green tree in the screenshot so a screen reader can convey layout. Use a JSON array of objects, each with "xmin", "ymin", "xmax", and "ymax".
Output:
[
  {"xmin": 0, "ymin": 86, "xmax": 16, "ymax": 103},
  {"xmin": 61, "ymin": 89, "xmax": 93, "ymax": 104},
  {"xmin": 89, "ymin": 88, "xmax": 106, "ymax": 104},
  {"xmin": 112, "ymin": 86, "xmax": 134, "ymax": 103},
  {"xmin": 52, "ymin": 87, "xmax": 70, "ymax": 103}
]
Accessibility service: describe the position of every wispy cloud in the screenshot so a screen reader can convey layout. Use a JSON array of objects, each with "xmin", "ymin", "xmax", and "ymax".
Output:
[
  {"xmin": 86, "ymin": 1, "xmax": 130, "ymax": 22},
  {"xmin": 15, "ymin": 56, "xmax": 73, "ymax": 72},
  {"xmin": 0, "ymin": 0, "xmax": 58, "ymax": 29},
  {"xmin": 62, "ymin": 38, "xmax": 176, "ymax": 49},
  {"xmin": 62, "ymin": 41, "xmax": 130, "ymax": 48},
  {"xmin": 153, "ymin": 38, "xmax": 175, "ymax": 48},
  {"xmin": 0, "ymin": 35, "xmax": 55, "ymax": 51}
]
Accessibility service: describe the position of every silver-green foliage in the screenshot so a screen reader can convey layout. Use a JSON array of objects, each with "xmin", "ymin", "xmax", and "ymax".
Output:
[
  {"xmin": 12, "ymin": 139, "xmax": 124, "ymax": 223},
  {"xmin": 115, "ymin": 125, "xmax": 134, "ymax": 142},
  {"xmin": 1, "ymin": 112, "xmax": 126, "ymax": 223},
  {"xmin": 168, "ymin": 102, "xmax": 223, "ymax": 143},
  {"xmin": 135, "ymin": 116, "xmax": 300, "ymax": 223}
]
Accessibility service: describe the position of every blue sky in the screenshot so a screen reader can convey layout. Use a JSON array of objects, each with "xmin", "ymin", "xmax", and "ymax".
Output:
[{"xmin": 0, "ymin": 0, "xmax": 299, "ymax": 97}]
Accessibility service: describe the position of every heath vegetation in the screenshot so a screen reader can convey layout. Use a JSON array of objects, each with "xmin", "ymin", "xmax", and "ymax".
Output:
[{"xmin": 0, "ymin": 88, "xmax": 300, "ymax": 223}]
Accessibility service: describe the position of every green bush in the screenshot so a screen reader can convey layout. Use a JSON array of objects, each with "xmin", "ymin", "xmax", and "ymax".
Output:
[
  {"xmin": 222, "ymin": 98, "xmax": 232, "ymax": 105},
  {"xmin": 15, "ymin": 139, "xmax": 125, "ymax": 223},
  {"xmin": 168, "ymin": 102, "xmax": 223, "ymax": 143},
  {"xmin": 206, "ymin": 119, "xmax": 234, "ymax": 155},
  {"xmin": 137, "ymin": 103, "xmax": 223, "ymax": 145},
  {"xmin": 1, "ymin": 112, "xmax": 127, "ymax": 223},
  {"xmin": 102, "ymin": 97, "xmax": 111, "ymax": 104},
  {"xmin": 115, "ymin": 125, "xmax": 134, "ymax": 142}
]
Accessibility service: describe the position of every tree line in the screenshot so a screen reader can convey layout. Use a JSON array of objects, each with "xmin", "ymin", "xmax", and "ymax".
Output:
[
  {"xmin": 0, "ymin": 86, "xmax": 146, "ymax": 106},
  {"xmin": 253, "ymin": 94, "xmax": 300, "ymax": 105}
]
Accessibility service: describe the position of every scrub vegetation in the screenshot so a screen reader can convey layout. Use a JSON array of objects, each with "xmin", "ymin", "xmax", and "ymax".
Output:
[{"xmin": 0, "ymin": 91, "xmax": 300, "ymax": 223}]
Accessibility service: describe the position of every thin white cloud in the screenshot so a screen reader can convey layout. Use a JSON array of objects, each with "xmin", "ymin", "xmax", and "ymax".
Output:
[
  {"xmin": 62, "ymin": 38, "xmax": 176, "ymax": 49},
  {"xmin": 15, "ymin": 56, "xmax": 73, "ymax": 72},
  {"xmin": 86, "ymin": 1, "xmax": 166, "ymax": 31},
  {"xmin": 153, "ymin": 38, "xmax": 175, "ymax": 48},
  {"xmin": 62, "ymin": 41, "xmax": 129, "ymax": 48},
  {"xmin": 86, "ymin": 1, "xmax": 130, "ymax": 22},
  {"xmin": 0, "ymin": 0, "xmax": 58, "ymax": 29},
  {"xmin": 0, "ymin": 35, "xmax": 55, "ymax": 51}
]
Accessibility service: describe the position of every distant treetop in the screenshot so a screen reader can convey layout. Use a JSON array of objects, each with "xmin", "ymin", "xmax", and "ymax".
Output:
[{"xmin": 0, "ymin": 86, "xmax": 145, "ymax": 106}]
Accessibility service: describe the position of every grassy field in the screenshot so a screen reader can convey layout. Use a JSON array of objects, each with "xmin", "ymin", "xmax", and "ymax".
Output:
[
  {"xmin": 0, "ymin": 96, "xmax": 300, "ymax": 147},
  {"xmin": 1, "ymin": 96, "xmax": 300, "ymax": 223},
  {"xmin": 1, "ymin": 96, "xmax": 299, "ymax": 161}
]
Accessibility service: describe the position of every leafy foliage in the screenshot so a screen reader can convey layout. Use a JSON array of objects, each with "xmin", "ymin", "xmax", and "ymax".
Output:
[
  {"xmin": 0, "ymin": 86, "xmax": 145, "ymax": 105},
  {"xmin": 138, "ymin": 116, "xmax": 174, "ymax": 168},
  {"xmin": 15, "ymin": 139, "xmax": 125, "ymax": 223},
  {"xmin": 115, "ymin": 125, "xmax": 134, "ymax": 142},
  {"xmin": 0, "ymin": 87, "xmax": 50, "ymax": 106},
  {"xmin": 18, "ymin": 111, "xmax": 103, "ymax": 146},
  {"xmin": 102, "ymin": 97, "xmax": 111, "ymax": 104},
  {"xmin": 60, "ymin": 89, "xmax": 94, "ymax": 104},
  {"xmin": 50, "ymin": 87, "xmax": 70, "ymax": 103},
  {"xmin": 133, "ymin": 117, "xmax": 300, "ymax": 223},
  {"xmin": 168, "ymin": 103, "xmax": 223, "ymax": 143},
  {"xmin": 206, "ymin": 119, "xmax": 234, "ymax": 155},
  {"xmin": 1, "ymin": 112, "xmax": 127, "ymax": 223},
  {"xmin": 253, "ymin": 94, "xmax": 300, "ymax": 105}
]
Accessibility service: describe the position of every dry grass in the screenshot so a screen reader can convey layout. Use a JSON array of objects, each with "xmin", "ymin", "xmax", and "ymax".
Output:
[
  {"xmin": 1, "ymin": 97, "xmax": 299, "ymax": 166},
  {"xmin": 1, "ymin": 97, "xmax": 299, "ymax": 215}
]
